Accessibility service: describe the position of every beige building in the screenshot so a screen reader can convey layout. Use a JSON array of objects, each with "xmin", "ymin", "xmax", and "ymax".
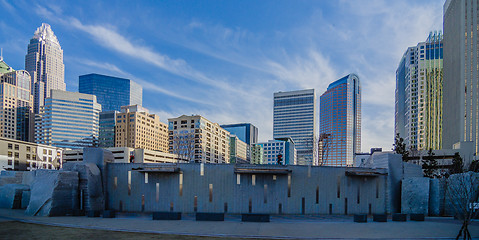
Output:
[
  {"xmin": 229, "ymin": 135, "xmax": 248, "ymax": 164},
  {"xmin": 63, "ymin": 147, "xmax": 185, "ymax": 164},
  {"xmin": 168, "ymin": 115, "xmax": 230, "ymax": 164},
  {"xmin": 250, "ymin": 144, "xmax": 264, "ymax": 164},
  {"xmin": 0, "ymin": 60, "xmax": 34, "ymax": 142},
  {"xmin": 115, "ymin": 105, "xmax": 168, "ymax": 152},
  {"xmin": 0, "ymin": 137, "xmax": 62, "ymax": 171}
]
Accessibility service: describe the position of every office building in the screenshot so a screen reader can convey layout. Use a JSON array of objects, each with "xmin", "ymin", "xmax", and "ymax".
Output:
[
  {"xmin": 0, "ymin": 137, "xmax": 62, "ymax": 171},
  {"xmin": 35, "ymin": 90, "xmax": 101, "ymax": 149},
  {"xmin": 79, "ymin": 73, "xmax": 142, "ymax": 112},
  {"xmin": 273, "ymin": 89, "xmax": 317, "ymax": 165},
  {"xmin": 99, "ymin": 111, "xmax": 119, "ymax": 148},
  {"xmin": 319, "ymin": 74, "xmax": 361, "ymax": 166},
  {"xmin": 443, "ymin": 0, "xmax": 479, "ymax": 155},
  {"xmin": 0, "ymin": 59, "xmax": 34, "ymax": 142},
  {"xmin": 254, "ymin": 138, "xmax": 296, "ymax": 165},
  {"xmin": 25, "ymin": 23, "xmax": 65, "ymax": 114},
  {"xmin": 168, "ymin": 115, "xmax": 230, "ymax": 164},
  {"xmin": 115, "ymin": 105, "xmax": 168, "ymax": 152},
  {"xmin": 220, "ymin": 123, "xmax": 258, "ymax": 145},
  {"xmin": 395, "ymin": 32, "xmax": 443, "ymax": 150},
  {"xmin": 250, "ymin": 144, "xmax": 264, "ymax": 164},
  {"xmin": 229, "ymin": 135, "xmax": 248, "ymax": 164}
]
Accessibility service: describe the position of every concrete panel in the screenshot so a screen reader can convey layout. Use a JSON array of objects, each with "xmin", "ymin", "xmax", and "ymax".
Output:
[
  {"xmin": 0, "ymin": 184, "xmax": 29, "ymax": 209},
  {"xmin": 63, "ymin": 162, "xmax": 104, "ymax": 212},
  {"xmin": 429, "ymin": 178, "xmax": 440, "ymax": 216},
  {"xmin": 401, "ymin": 177, "xmax": 430, "ymax": 214}
]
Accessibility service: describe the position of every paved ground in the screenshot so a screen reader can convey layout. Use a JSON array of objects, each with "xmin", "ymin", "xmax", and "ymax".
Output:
[{"xmin": 0, "ymin": 209, "xmax": 478, "ymax": 239}]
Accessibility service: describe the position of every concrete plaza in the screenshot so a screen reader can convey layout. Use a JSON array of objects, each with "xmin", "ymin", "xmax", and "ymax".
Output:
[{"xmin": 0, "ymin": 209, "xmax": 478, "ymax": 239}]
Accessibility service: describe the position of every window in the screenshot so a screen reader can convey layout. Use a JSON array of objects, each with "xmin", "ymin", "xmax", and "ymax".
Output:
[
  {"xmin": 26, "ymin": 146, "xmax": 31, "ymax": 152},
  {"xmin": 14, "ymin": 145, "xmax": 19, "ymax": 150},
  {"xmin": 8, "ymin": 151, "xmax": 12, "ymax": 157},
  {"xmin": 14, "ymin": 152, "xmax": 19, "ymax": 158},
  {"xmin": 7, "ymin": 143, "xmax": 12, "ymax": 149}
]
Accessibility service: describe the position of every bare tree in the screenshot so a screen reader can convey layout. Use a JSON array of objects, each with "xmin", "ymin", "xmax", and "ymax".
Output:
[
  {"xmin": 446, "ymin": 171, "xmax": 479, "ymax": 240},
  {"xmin": 318, "ymin": 133, "xmax": 332, "ymax": 166}
]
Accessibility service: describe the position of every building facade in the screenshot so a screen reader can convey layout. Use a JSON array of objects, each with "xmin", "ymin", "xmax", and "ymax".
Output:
[
  {"xmin": 395, "ymin": 32, "xmax": 443, "ymax": 150},
  {"xmin": 79, "ymin": 73, "xmax": 142, "ymax": 112},
  {"xmin": 35, "ymin": 90, "xmax": 101, "ymax": 149},
  {"xmin": 99, "ymin": 111, "xmax": 118, "ymax": 148},
  {"xmin": 220, "ymin": 123, "xmax": 258, "ymax": 145},
  {"xmin": 115, "ymin": 105, "xmax": 168, "ymax": 152},
  {"xmin": 273, "ymin": 89, "xmax": 317, "ymax": 165},
  {"xmin": 63, "ymin": 147, "xmax": 185, "ymax": 164},
  {"xmin": 0, "ymin": 137, "xmax": 62, "ymax": 171},
  {"xmin": 250, "ymin": 144, "xmax": 264, "ymax": 164},
  {"xmin": 168, "ymin": 115, "xmax": 230, "ymax": 164},
  {"xmin": 0, "ymin": 60, "xmax": 34, "ymax": 142},
  {"xmin": 229, "ymin": 135, "xmax": 248, "ymax": 164},
  {"xmin": 443, "ymin": 0, "xmax": 479, "ymax": 155},
  {"xmin": 319, "ymin": 74, "xmax": 361, "ymax": 166},
  {"xmin": 254, "ymin": 138, "xmax": 296, "ymax": 165},
  {"xmin": 25, "ymin": 23, "xmax": 65, "ymax": 114}
]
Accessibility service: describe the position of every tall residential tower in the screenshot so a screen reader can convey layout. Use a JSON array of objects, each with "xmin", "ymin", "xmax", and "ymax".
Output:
[
  {"xmin": 319, "ymin": 74, "xmax": 361, "ymax": 166},
  {"xmin": 25, "ymin": 23, "xmax": 65, "ymax": 114}
]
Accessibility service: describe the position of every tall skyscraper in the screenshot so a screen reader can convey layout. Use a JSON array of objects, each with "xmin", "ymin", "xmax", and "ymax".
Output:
[
  {"xmin": 319, "ymin": 74, "xmax": 361, "ymax": 166},
  {"xmin": 395, "ymin": 32, "xmax": 444, "ymax": 150},
  {"xmin": 0, "ymin": 59, "xmax": 34, "ymax": 142},
  {"xmin": 99, "ymin": 111, "xmax": 119, "ymax": 148},
  {"xmin": 443, "ymin": 0, "xmax": 479, "ymax": 154},
  {"xmin": 25, "ymin": 23, "xmax": 65, "ymax": 114},
  {"xmin": 273, "ymin": 89, "xmax": 317, "ymax": 165},
  {"xmin": 220, "ymin": 123, "xmax": 258, "ymax": 145},
  {"xmin": 35, "ymin": 90, "xmax": 101, "ymax": 148},
  {"xmin": 79, "ymin": 73, "xmax": 142, "ymax": 112}
]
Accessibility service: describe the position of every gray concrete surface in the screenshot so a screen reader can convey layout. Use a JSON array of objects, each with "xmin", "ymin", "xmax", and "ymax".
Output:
[{"xmin": 0, "ymin": 209, "xmax": 477, "ymax": 239}]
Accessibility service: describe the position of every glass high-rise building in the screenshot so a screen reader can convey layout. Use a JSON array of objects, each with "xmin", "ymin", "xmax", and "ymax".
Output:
[
  {"xmin": 35, "ymin": 90, "xmax": 101, "ymax": 149},
  {"xmin": 319, "ymin": 74, "xmax": 361, "ymax": 166},
  {"xmin": 79, "ymin": 73, "xmax": 142, "ymax": 112},
  {"xmin": 25, "ymin": 23, "xmax": 66, "ymax": 114},
  {"xmin": 443, "ymin": 0, "xmax": 479, "ymax": 154},
  {"xmin": 395, "ymin": 32, "xmax": 443, "ymax": 150},
  {"xmin": 220, "ymin": 123, "xmax": 258, "ymax": 145},
  {"xmin": 99, "ymin": 111, "xmax": 118, "ymax": 148},
  {"xmin": 273, "ymin": 89, "xmax": 317, "ymax": 165}
]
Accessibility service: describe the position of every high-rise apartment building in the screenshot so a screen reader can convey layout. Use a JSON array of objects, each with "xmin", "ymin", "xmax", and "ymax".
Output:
[
  {"xmin": 220, "ymin": 123, "xmax": 258, "ymax": 145},
  {"xmin": 25, "ymin": 23, "xmax": 65, "ymax": 114},
  {"xmin": 254, "ymin": 138, "xmax": 296, "ymax": 165},
  {"xmin": 273, "ymin": 89, "xmax": 317, "ymax": 165},
  {"xmin": 168, "ymin": 115, "xmax": 230, "ymax": 164},
  {"xmin": 443, "ymin": 0, "xmax": 479, "ymax": 154},
  {"xmin": 35, "ymin": 90, "xmax": 101, "ymax": 148},
  {"xmin": 395, "ymin": 32, "xmax": 443, "ymax": 150},
  {"xmin": 0, "ymin": 59, "xmax": 34, "ymax": 142},
  {"xmin": 79, "ymin": 73, "xmax": 142, "ymax": 112},
  {"xmin": 319, "ymin": 74, "xmax": 361, "ymax": 166},
  {"xmin": 250, "ymin": 144, "xmax": 264, "ymax": 164},
  {"xmin": 115, "ymin": 105, "xmax": 168, "ymax": 152},
  {"xmin": 99, "ymin": 111, "xmax": 119, "ymax": 148},
  {"xmin": 229, "ymin": 135, "xmax": 248, "ymax": 164}
]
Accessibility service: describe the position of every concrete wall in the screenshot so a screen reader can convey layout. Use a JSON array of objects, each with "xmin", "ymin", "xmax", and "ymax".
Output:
[{"xmin": 106, "ymin": 163, "xmax": 388, "ymax": 215}]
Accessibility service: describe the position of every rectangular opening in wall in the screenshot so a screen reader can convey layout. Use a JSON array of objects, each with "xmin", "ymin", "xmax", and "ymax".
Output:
[
  {"xmin": 316, "ymin": 186, "xmax": 319, "ymax": 204},
  {"xmin": 170, "ymin": 202, "xmax": 174, "ymax": 212},
  {"xmin": 357, "ymin": 184, "xmax": 360, "ymax": 204},
  {"xmin": 301, "ymin": 197, "xmax": 305, "ymax": 215},
  {"xmin": 278, "ymin": 203, "xmax": 282, "ymax": 214},
  {"xmin": 369, "ymin": 203, "xmax": 372, "ymax": 215},
  {"xmin": 128, "ymin": 171, "xmax": 131, "ymax": 196},
  {"xmin": 194, "ymin": 196, "xmax": 198, "ymax": 212},
  {"xmin": 344, "ymin": 198, "xmax": 348, "ymax": 215},
  {"xmin": 119, "ymin": 200, "xmax": 123, "ymax": 212},
  {"xmin": 209, "ymin": 184, "xmax": 213, "ymax": 202},
  {"xmin": 287, "ymin": 174, "xmax": 291, "ymax": 197},
  {"xmin": 252, "ymin": 174, "xmax": 256, "ymax": 186},
  {"xmin": 376, "ymin": 178, "xmax": 379, "ymax": 198},
  {"xmin": 249, "ymin": 198, "xmax": 252, "ymax": 213},
  {"xmin": 200, "ymin": 163, "xmax": 204, "ymax": 176},
  {"xmin": 337, "ymin": 176, "xmax": 341, "ymax": 198},
  {"xmin": 308, "ymin": 165, "xmax": 311, "ymax": 178},
  {"xmin": 273, "ymin": 175, "xmax": 276, "ymax": 181},
  {"xmin": 329, "ymin": 204, "xmax": 332, "ymax": 215},
  {"xmin": 237, "ymin": 174, "xmax": 241, "ymax": 185},
  {"xmin": 114, "ymin": 177, "xmax": 117, "ymax": 190},
  {"xmin": 156, "ymin": 183, "xmax": 159, "ymax": 202},
  {"xmin": 264, "ymin": 184, "xmax": 268, "ymax": 204},
  {"xmin": 224, "ymin": 202, "xmax": 228, "ymax": 213},
  {"xmin": 142, "ymin": 194, "xmax": 145, "ymax": 212},
  {"xmin": 145, "ymin": 172, "xmax": 148, "ymax": 184},
  {"xmin": 179, "ymin": 172, "xmax": 183, "ymax": 196}
]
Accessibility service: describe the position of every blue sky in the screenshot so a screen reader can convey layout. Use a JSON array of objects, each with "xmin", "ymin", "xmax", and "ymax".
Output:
[{"xmin": 0, "ymin": 0, "xmax": 443, "ymax": 152}]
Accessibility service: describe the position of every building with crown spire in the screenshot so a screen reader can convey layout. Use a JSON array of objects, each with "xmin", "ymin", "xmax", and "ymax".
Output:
[
  {"xmin": 395, "ymin": 31, "xmax": 443, "ymax": 151},
  {"xmin": 25, "ymin": 23, "xmax": 65, "ymax": 114}
]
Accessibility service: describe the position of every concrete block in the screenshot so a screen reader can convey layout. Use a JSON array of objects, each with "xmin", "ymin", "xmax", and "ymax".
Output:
[
  {"xmin": 401, "ymin": 177, "xmax": 430, "ymax": 214},
  {"xmin": 241, "ymin": 213, "xmax": 270, "ymax": 222},
  {"xmin": 392, "ymin": 213, "xmax": 407, "ymax": 221},
  {"xmin": 196, "ymin": 212, "xmax": 224, "ymax": 221},
  {"xmin": 0, "ymin": 171, "xmax": 24, "ymax": 186},
  {"xmin": 353, "ymin": 214, "xmax": 367, "ymax": 223},
  {"xmin": 373, "ymin": 214, "xmax": 387, "ymax": 222},
  {"xmin": 428, "ymin": 178, "xmax": 440, "ymax": 216},
  {"xmin": 25, "ymin": 170, "xmax": 79, "ymax": 216},
  {"xmin": 87, "ymin": 210, "xmax": 101, "ymax": 217},
  {"xmin": 152, "ymin": 212, "xmax": 182, "ymax": 220},
  {"xmin": 102, "ymin": 210, "xmax": 115, "ymax": 218},
  {"xmin": 21, "ymin": 171, "xmax": 36, "ymax": 186},
  {"xmin": 21, "ymin": 190, "xmax": 30, "ymax": 209},
  {"xmin": 63, "ymin": 162, "xmax": 104, "ymax": 212},
  {"xmin": 0, "ymin": 184, "xmax": 29, "ymax": 209},
  {"xmin": 410, "ymin": 213, "xmax": 425, "ymax": 221}
]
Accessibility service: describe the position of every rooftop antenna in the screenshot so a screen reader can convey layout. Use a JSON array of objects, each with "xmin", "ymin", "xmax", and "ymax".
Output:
[{"xmin": 0, "ymin": 48, "xmax": 3, "ymax": 62}]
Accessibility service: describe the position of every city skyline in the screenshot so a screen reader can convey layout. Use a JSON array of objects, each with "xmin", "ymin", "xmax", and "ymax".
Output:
[{"xmin": 0, "ymin": 0, "xmax": 443, "ymax": 152}]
